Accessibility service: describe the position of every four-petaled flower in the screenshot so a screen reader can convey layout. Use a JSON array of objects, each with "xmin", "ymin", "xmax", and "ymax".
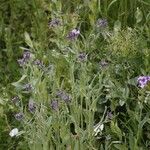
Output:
[{"xmin": 137, "ymin": 76, "xmax": 150, "ymax": 88}]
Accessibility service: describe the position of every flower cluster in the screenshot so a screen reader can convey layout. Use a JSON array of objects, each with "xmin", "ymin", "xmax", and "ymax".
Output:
[
  {"xmin": 137, "ymin": 76, "xmax": 150, "ymax": 88},
  {"xmin": 67, "ymin": 29, "xmax": 80, "ymax": 40},
  {"xmin": 17, "ymin": 51, "xmax": 31, "ymax": 67},
  {"xmin": 50, "ymin": 90, "xmax": 72, "ymax": 111}
]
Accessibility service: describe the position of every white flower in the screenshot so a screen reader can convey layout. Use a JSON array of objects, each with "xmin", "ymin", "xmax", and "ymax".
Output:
[
  {"xmin": 72, "ymin": 29, "xmax": 80, "ymax": 35},
  {"xmin": 94, "ymin": 123, "xmax": 104, "ymax": 136},
  {"xmin": 9, "ymin": 128, "xmax": 19, "ymax": 137}
]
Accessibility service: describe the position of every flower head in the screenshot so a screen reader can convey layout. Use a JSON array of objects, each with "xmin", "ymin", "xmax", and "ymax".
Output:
[
  {"xmin": 61, "ymin": 93, "xmax": 71, "ymax": 103},
  {"xmin": 67, "ymin": 29, "xmax": 80, "ymax": 40},
  {"xmin": 9, "ymin": 128, "xmax": 19, "ymax": 137},
  {"xmin": 56, "ymin": 90, "xmax": 71, "ymax": 103},
  {"xmin": 17, "ymin": 51, "xmax": 31, "ymax": 67},
  {"xmin": 137, "ymin": 76, "xmax": 150, "ymax": 88},
  {"xmin": 23, "ymin": 50, "xmax": 31, "ymax": 60},
  {"xmin": 33, "ymin": 59, "xmax": 45, "ymax": 69}
]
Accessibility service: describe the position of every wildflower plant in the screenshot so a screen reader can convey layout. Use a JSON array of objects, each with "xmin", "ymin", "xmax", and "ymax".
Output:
[{"xmin": 1, "ymin": 0, "xmax": 150, "ymax": 149}]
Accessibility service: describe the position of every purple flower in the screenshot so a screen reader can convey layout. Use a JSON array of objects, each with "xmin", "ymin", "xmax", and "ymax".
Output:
[
  {"xmin": 48, "ymin": 19, "xmax": 61, "ymax": 27},
  {"xmin": 137, "ymin": 76, "xmax": 150, "ymax": 88},
  {"xmin": 56, "ymin": 90, "xmax": 71, "ymax": 103},
  {"xmin": 28, "ymin": 100, "xmax": 36, "ymax": 113},
  {"xmin": 61, "ymin": 94, "xmax": 71, "ymax": 103},
  {"xmin": 34, "ymin": 59, "xmax": 45, "ymax": 69},
  {"xmin": 67, "ymin": 29, "xmax": 80, "ymax": 40},
  {"xmin": 78, "ymin": 52, "xmax": 87, "ymax": 62},
  {"xmin": 107, "ymin": 111, "xmax": 113, "ymax": 120},
  {"xmin": 97, "ymin": 18, "xmax": 108, "ymax": 28},
  {"xmin": 51, "ymin": 100, "xmax": 59, "ymax": 111},
  {"xmin": 15, "ymin": 112, "xmax": 24, "ymax": 121},
  {"xmin": 23, "ymin": 51, "xmax": 31, "ymax": 60},
  {"xmin": 17, "ymin": 51, "xmax": 31, "ymax": 67}
]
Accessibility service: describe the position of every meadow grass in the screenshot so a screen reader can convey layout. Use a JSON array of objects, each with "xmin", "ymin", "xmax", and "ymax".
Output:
[{"xmin": 0, "ymin": 0, "xmax": 150, "ymax": 149}]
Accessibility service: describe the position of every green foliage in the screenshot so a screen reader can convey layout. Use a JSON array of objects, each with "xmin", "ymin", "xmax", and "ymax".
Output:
[{"xmin": 0, "ymin": 0, "xmax": 150, "ymax": 149}]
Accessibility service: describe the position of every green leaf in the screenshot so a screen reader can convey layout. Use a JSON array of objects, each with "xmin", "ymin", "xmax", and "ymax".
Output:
[
  {"xmin": 146, "ymin": 12, "xmax": 150, "ymax": 23},
  {"xmin": 114, "ymin": 20, "xmax": 121, "ymax": 32},
  {"xmin": 24, "ymin": 32, "xmax": 33, "ymax": 48},
  {"xmin": 135, "ymin": 7, "xmax": 143, "ymax": 23},
  {"xmin": 113, "ymin": 144, "xmax": 128, "ymax": 150},
  {"xmin": 11, "ymin": 75, "xmax": 27, "ymax": 89},
  {"xmin": 110, "ymin": 121, "xmax": 122, "ymax": 140},
  {"xmin": 89, "ymin": 14, "xmax": 95, "ymax": 26},
  {"xmin": 107, "ymin": 0, "xmax": 118, "ymax": 11},
  {"xmin": 127, "ymin": 77, "xmax": 137, "ymax": 86},
  {"xmin": 119, "ymin": 100, "xmax": 125, "ymax": 106}
]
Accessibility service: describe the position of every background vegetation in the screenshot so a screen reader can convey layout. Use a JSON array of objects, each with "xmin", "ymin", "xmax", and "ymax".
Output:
[{"xmin": 0, "ymin": 0, "xmax": 150, "ymax": 149}]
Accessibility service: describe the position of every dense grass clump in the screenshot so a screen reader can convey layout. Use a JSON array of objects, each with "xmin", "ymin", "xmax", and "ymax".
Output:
[{"xmin": 0, "ymin": 0, "xmax": 150, "ymax": 149}]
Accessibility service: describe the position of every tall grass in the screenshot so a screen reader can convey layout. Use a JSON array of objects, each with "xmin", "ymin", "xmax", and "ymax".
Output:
[{"xmin": 0, "ymin": 0, "xmax": 150, "ymax": 149}]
